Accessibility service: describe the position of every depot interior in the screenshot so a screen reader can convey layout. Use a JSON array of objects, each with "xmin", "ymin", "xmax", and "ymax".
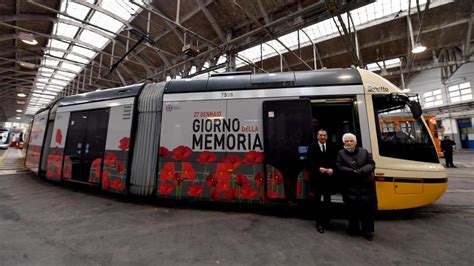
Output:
[{"xmin": 0, "ymin": 0, "xmax": 473, "ymax": 150}]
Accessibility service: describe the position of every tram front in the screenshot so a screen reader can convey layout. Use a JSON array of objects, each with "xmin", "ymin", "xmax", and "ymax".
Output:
[{"xmin": 360, "ymin": 69, "xmax": 447, "ymax": 210}]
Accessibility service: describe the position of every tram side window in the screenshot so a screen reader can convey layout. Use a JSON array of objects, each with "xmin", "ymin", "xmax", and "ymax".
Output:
[{"xmin": 373, "ymin": 95, "xmax": 439, "ymax": 163}]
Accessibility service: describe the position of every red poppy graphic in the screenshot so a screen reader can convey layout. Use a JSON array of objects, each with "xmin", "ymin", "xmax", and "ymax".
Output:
[
  {"xmin": 47, "ymin": 169, "xmax": 54, "ymax": 178},
  {"xmin": 63, "ymin": 163, "xmax": 72, "ymax": 179},
  {"xmin": 118, "ymin": 137, "xmax": 130, "ymax": 151},
  {"xmin": 216, "ymin": 178, "xmax": 231, "ymax": 194},
  {"xmin": 236, "ymin": 173, "xmax": 249, "ymax": 187},
  {"xmin": 102, "ymin": 170, "xmax": 110, "ymax": 190},
  {"xmin": 160, "ymin": 147, "xmax": 170, "ymax": 157},
  {"xmin": 308, "ymin": 192, "xmax": 315, "ymax": 198},
  {"xmin": 224, "ymin": 188, "xmax": 238, "ymax": 201},
  {"xmin": 215, "ymin": 163, "xmax": 232, "ymax": 181},
  {"xmin": 55, "ymin": 129, "xmax": 62, "ymax": 145},
  {"xmin": 181, "ymin": 162, "xmax": 196, "ymax": 181},
  {"xmin": 92, "ymin": 158, "xmax": 102, "ymax": 178},
  {"xmin": 254, "ymin": 172, "xmax": 265, "ymax": 187},
  {"xmin": 159, "ymin": 183, "xmax": 174, "ymax": 195},
  {"xmin": 240, "ymin": 187, "xmax": 257, "ymax": 200},
  {"xmin": 222, "ymin": 155, "xmax": 242, "ymax": 171},
  {"xmin": 117, "ymin": 161, "xmax": 124, "ymax": 173},
  {"xmin": 172, "ymin": 145, "xmax": 193, "ymax": 161},
  {"xmin": 92, "ymin": 158, "xmax": 102, "ymax": 168},
  {"xmin": 104, "ymin": 152, "xmax": 117, "ymax": 167},
  {"xmin": 206, "ymin": 173, "xmax": 218, "ymax": 187},
  {"xmin": 244, "ymin": 151, "xmax": 264, "ymax": 164},
  {"xmin": 54, "ymin": 161, "xmax": 62, "ymax": 176},
  {"xmin": 267, "ymin": 191, "xmax": 278, "ymax": 198},
  {"xmin": 111, "ymin": 179, "xmax": 124, "ymax": 191},
  {"xmin": 95, "ymin": 167, "xmax": 101, "ymax": 178},
  {"xmin": 197, "ymin": 151, "xmax": 217, "ymax": 164},
  {"xmin": 160, "ymin": 162, "xmax": 175, "ymax": 182},
  {"xmin": 187, "ymin": 184, "xmax": 204, "ymax": 197},
  {"xmin": 211, "ymin": 188, "xmax": 220, "ymax": 200},
  {"xmin": 270, "ymin": 169, "xmax": 283, "ymax": 185},
  {"xmin": 172, "ymin": 172, "xmax": 184, "ymax": 186}
]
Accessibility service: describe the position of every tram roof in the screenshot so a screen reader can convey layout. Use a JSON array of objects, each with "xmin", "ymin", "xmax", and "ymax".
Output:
[
  {"xmin": 165, "ymin": 69, "xmax": 362, "ymax": 94},
  {"xmin": 57, "ymin": 84, "xmax": 145, "ymax": 107}
]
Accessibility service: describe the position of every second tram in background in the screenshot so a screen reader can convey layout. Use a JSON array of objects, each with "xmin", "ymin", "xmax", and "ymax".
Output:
[
  {"xmin": 379, "ymin": 115, "xmax": 443, "ymax": 158},
  {"xmin": 25, "ymin": 69, "xmax": 447, "ymax": 210}
]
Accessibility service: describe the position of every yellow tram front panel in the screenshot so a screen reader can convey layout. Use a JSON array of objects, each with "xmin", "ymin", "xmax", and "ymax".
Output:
[{"xmin": 374, "ymin": 167, "xmax": 447, "ymax": 210}]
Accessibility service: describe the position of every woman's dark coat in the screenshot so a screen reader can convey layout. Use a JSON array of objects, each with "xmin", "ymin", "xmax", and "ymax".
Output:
[{"xmin": 336, "ymin": 147, "xmax": 377, "ymax": 210}]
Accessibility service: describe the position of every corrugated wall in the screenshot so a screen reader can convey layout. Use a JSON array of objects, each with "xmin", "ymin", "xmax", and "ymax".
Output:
[{"xmin": 129, "ymin": 82, "xmax": 165, "ymax": 196}]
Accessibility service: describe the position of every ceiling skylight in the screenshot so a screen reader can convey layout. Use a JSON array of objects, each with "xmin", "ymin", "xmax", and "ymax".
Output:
[
  {"xmin": 237, "ymin": 0, "xmax": 431, "ymax": 68},
  {"xmin": 65, "ymin": 53, "xmax": 90, "ymax": 64},
  {"xmin": 63, "ymin": 2, "xmax": 92, "ymax": 20},
  {"xmin": 25, "ymin": 0, "xmax": 144, "ymax": 115},
  {"xmin": 79, "ymin": 29, "xmax": 110, "ymax": 49},
  {"xmin": 367, "ymin": 58, "xmax": 401, "ymax": 71}
]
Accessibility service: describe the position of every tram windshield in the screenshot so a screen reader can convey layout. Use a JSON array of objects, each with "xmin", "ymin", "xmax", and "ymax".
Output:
[{"xmin": 373, "ymin": 94, "xmax": 439, "ymax": 163}]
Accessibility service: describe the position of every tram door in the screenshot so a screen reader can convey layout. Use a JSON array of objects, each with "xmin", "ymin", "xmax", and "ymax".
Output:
[
  {"xmin": 262, "ymin": 99, "xmax": 313, "ymax": 200},
  {"xmin": 64, "ymin": 109, "xmax": 109, "ymax": 183}
]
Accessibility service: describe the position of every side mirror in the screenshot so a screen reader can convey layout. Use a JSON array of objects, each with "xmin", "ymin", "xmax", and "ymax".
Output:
[{"xmin": 409, "ymin": 100, "xmax": 422, "ymax": 119}]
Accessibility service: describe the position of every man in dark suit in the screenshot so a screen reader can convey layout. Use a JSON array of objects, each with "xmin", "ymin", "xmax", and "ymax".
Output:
[
  {"xmin": 307, "ymin": 129, "xmax": 338, "ymax": 233},
  {"xmin": 441, "ymin": 136, "xmax": 456, "ymax": 168}
]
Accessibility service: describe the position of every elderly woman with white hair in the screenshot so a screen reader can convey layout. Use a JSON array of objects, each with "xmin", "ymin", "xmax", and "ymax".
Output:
[{"xmin": 336, "ymin": 133, "xmax": 377, "ymax": 241}]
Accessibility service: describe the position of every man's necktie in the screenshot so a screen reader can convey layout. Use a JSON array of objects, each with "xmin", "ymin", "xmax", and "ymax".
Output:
[{"xmin": 322, "ymin": 144, "xmax": 326, "ymax": 153}]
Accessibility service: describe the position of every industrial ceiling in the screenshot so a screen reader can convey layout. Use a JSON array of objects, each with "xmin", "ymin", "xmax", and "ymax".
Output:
[{"xmin": 0, "ymin": 0, "xmax": 472, "ymax": 122}]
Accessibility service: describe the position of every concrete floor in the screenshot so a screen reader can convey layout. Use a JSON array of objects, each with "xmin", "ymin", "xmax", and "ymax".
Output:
[{"xmin": 0, "ymin": 149, "xmax": 473, "ymax": 265}]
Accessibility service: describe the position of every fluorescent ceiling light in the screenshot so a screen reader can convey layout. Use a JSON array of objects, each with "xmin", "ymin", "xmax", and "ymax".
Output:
[
  {"xmin": 17, "ymin": 93, "xmax": 27, "ymax": 97},
  {"xmin": 16, "ymin": 109, "xmax": 22, "ymax": 112},
  {"xmin": 16, "ymin": 117, "xmax": 21, "ymax": 120},
  {"xmin": 412, "ymin": 43, "xmax": 427, "ymax": 53},
  {"xmin": 18, "ymin": 32, "xmax": 38, "ymax": 45},
  {"xmin": 19, "ymin": 61, "xmax": 36, "ymax": 69}
]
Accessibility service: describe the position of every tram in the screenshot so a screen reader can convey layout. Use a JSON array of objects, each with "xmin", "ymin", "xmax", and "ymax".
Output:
[
  {"xmin": 25, "ymin": 69, "xmax": 447, "ymax": 210},
  {"xmin": 379, "ymin": 115, "xmax": 443, "ymax": 158},
  {"xmin": 0, "ymin": 128, "xmax": 9, "ymax": 149}
]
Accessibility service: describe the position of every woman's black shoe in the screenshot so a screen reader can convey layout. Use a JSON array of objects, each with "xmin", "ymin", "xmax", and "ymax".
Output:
[{"xmin": 316, "ymin": 224, "xmax": 325, "ymax": 233}]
